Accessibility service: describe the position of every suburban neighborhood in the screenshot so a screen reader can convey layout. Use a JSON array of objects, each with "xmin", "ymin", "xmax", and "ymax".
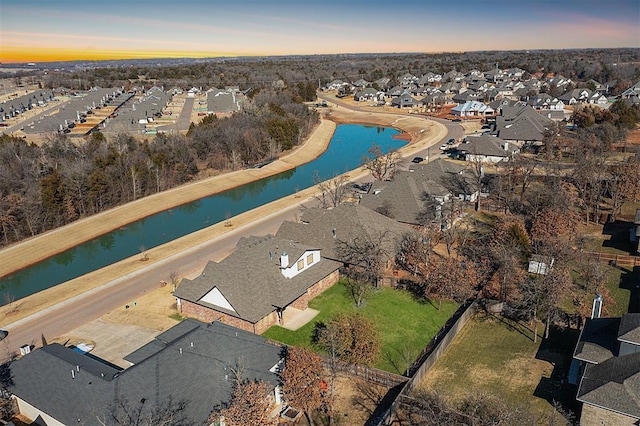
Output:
[{"xmin": 0, "ymin": 45, "xmax": 639, "ymax": 426}]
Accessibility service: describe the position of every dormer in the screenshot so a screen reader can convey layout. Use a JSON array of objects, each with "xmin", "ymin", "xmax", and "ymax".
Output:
[{"xmin": 280, "ymin": 249, "xmax": 321, "ymax": 279}]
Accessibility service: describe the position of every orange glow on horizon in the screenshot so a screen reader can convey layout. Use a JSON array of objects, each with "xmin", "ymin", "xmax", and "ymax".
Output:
[{"xmin": 0, "ymin": 46, "xmax": 246, "ymax": 64}]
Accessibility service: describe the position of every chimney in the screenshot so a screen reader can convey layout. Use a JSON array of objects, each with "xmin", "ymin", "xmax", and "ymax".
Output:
[
  {"xmin": 503, "ymin": 142, "xmax": 509, "ymax": 152},
  {"xmin": 591, "ymin": 294, "xmax": 603, "ymax": 319},
  {"xmin": 280, "ymin": 252, "xmax": 289, "ymax": 268}
]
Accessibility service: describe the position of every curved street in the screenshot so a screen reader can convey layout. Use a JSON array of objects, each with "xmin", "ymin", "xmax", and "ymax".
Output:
[{"xmin": 0, "ymin": 103, "xmax": 459, "ymax": 362}]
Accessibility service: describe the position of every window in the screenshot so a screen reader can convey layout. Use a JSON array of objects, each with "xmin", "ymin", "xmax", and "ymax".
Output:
[
  {"xmin": 297, "ymin": 259, "xmax": 305, "ymax": 271},
  {"xmin": 307, "ymin": 254, "xmax": 314, "ymax": 265}
]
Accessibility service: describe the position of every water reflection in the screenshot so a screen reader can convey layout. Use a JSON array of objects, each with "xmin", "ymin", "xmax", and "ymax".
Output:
[{"xmin": 0, "ymin": 124, "xmax": 405, "ymax": 302}]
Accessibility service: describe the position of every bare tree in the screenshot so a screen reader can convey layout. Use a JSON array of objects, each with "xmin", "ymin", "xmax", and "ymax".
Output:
[
  {"xmin": 209, "ymin": 380, "xmax": 278, "ymax": 426},
  {"xmin": 335, "ymin": 230, "xmax": 390, "ymax": 292},
  {"xmin": 100, "ymin": 396, "xmax": 188, "ymax": 426},
  {"xmin": 362, "ymin": 143, "xmax": 400, "ymax": 181},
  {"xmin": 313, "ymin": 172, "xmax": 349, "ymax": 208}
]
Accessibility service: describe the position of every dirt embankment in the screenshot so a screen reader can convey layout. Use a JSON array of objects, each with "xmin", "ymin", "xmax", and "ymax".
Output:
[{"xmin": 0, "ymin": 107, "xmax": 446, "ymax": 325}]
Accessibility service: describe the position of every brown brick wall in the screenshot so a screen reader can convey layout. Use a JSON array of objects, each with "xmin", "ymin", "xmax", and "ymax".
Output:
[
  {"xmin": 178, "ymin": 269, "xmax": 340, "ymax": 335},
  {"xmin": 580, "ymin": 403, "xmax": 638, "ymax": 426}
]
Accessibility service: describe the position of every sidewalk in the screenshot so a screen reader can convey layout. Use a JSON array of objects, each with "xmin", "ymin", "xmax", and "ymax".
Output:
[{"xmin": 0, "ymin": 109, "xmax": 447, "ymax": 325}]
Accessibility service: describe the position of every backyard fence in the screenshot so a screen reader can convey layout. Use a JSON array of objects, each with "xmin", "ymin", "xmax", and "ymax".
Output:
[
  {"xmin": 366, "ymin": 300, "xmax": 478, "ymax": 425},
  {"xmin": 583, "ymin": 251, "xmax": 640, "ymax": 268},
  {"xmin": 323, "ymin": 359, "xmax": 408, "ymax": 388}
]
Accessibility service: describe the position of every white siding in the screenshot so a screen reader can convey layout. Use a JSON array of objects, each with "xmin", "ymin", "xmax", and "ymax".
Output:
[
  {"xmin": 16, "ymin": 397, "xmax": 66, "ymax": 426},
  {"xmin": 281, "ymin": 250, "xmax": 321, "ymax": 278},
  {"xmin": 199, "ymin": 287, "xmax": 236, "ymax": 312}
]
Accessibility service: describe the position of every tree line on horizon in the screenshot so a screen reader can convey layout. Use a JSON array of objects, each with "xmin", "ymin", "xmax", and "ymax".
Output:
[{"xmin": 0, "ymin": 87, "xmax": 318, "ymax": 248}]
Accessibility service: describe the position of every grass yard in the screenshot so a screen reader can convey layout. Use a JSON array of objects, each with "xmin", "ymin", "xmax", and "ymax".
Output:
[
  {"xmin": 262, "ymin": 280, "xmax": 457, "ymax": 374},
  {"xmin": 566, "ymin": 264, "xmax": 633, "ymax": 318},
  {"xmin": 418, "ymin": 313, "xmax": 579, "ymax": 423}
]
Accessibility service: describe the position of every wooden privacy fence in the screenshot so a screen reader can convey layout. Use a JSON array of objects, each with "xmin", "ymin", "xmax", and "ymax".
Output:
[
  {"xmin": 323, "ymin": 359, "xmax": 408, "ymax": 388},
  {"xmin": 366, "ymin": 300, "xmax": 478, "ymax": 426},
  {"xmin": 583, "ymin": 251, "xmax": 640, "ymax": 268}
]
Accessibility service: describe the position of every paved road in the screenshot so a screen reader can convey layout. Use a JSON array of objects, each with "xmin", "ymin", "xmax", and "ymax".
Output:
[
  {"xmin": 177, "ymin": 97, "xmax": 195, "ymax": 131},
  {"xmin": 0, "ymin": 101, "xmax": 456, "ymax": 362},
  {"xmin": 1, "ymin": 198, "xmax": 311, "ymax": 361}
]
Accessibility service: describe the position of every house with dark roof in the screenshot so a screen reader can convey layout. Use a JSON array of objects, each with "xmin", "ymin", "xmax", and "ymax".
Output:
[
  {"xmin": 570, "ymin": 313, "xmax": 640, "ymax": 425},
  {"xmin": 8, "ymin": 320, "xmax": 283, "ymax": 425},
  {"xmin": 493, "ymin": 105, "xmax": 554, "ymax": 145},
  {"xmin": 174, "ymin": 235, "xmax": 341, "ymax": 334},
  {"xmin": 458, "ymin": 134, "xmax": 519, "ymax": 163},
  {"xmin": 276, "ymin": 204, "xmax": 414, "ymax": 268},
  {"xmin": 358, "ymin": 159, "xmax": 475, "ymax": 227},
  {"xmin": 354, "ymin": 87, "xmax": 385, "ymax": 103},
  {"xmin": 390, "ymin": 92, "xmax": 415, "ymax": 109},
  {"xmin": 206, "ymin": 88, "xmax": 241, "ymax": 116}
]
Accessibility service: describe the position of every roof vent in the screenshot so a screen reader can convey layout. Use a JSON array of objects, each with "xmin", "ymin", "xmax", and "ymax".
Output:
[{"xmin": 332, "ymin": 228, "xmax": 336, "ymax": 238}]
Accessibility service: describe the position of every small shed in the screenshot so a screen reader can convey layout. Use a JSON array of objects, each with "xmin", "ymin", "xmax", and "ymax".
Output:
[{"xmin": 528, "ymin": 255, "xmax": 554, "ymax": 275}]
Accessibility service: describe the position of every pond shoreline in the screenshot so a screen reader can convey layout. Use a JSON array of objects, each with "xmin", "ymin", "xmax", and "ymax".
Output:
[{"xmin": 0, "ymin": 108, "xmax": 446, "ymax": 325}]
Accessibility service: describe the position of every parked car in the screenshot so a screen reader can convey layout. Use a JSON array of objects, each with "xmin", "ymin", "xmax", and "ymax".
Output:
[
  {"xmin": 0, "ymin": 330, "xmax": 8, "ymax": 341},
  {"xmin": 447, "ymin": 138, "xmax": 456, "ymax": 145},
  {"xmin": 451, "ymin": 118, "xmax": 462, "ymax": 122},
  {"xmin": 411, "ymin": 156, "xmax": 424, "ymax": 163},
  {"xmin": 439, "ymin": 144, "xmax": 448, "ymax": 150}
]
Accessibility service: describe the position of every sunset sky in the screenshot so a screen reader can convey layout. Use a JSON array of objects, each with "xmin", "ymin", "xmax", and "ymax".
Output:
[{"xmin": 1, "ymin": 0, "xmax": 638, "ymax": 63}]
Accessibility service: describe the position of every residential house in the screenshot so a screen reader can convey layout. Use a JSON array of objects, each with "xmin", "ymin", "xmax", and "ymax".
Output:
[
  {"xmin": 354, "ymin": 87, "xmax": 385, "ymax": 103},
  {"xmin": 186, "ymin": 87, "xmax": 201, "ymax": 97},
  {"xmin": 326, "ymin": 79, "xmax": 347, "ymax": 91},
  {"xmin": 559, "ymin": 88, "xmax": 606, "ymax": 105},
  {"xmin": 8, "ymin": 319, "xmax": 283, "ymax": 425},
  {"xmin": 276, "ymin": 204, "xmax": 414, "ymax": 271},
  {"xmin": 570, "ymin": 313, "xmax": 640, "ymax": 426},
  {"xmin": 451, "ymin": 101, "xmax": 495, "ymax": 117},
  {"xmin": 174, "ymin": 235, "xmax": 341, "ymax": 333},
  {"xmin": 527, "ymin": 94, "xmax": 565, "ymax": 111},
  {"xmin": 352, "ymin": 78, "xmax": 371, "ymax": 89},
  {"xmin": 206, "ymin": 88, "xmax": 242, "ymax": 116},
  {"xmin": 458, "ymin": 134, "xmax": 519, "ymax": 163},
  {"xmin": 494, "ymin": 105, "xmax": 554, "ymax": 146},
  {"xmin": 620, "ymin": 81, "xmax": 640, "ymax": 101},
  {"xmin": 452, "ymin": 91, "xmax": 480, "ymax": 105},
  {"xmin": 359, "ymin": 158, "xmax": 477, "ymax": 227},
  {"xmin": 398, "ymin": 73, "xmax": 418, "ymax": 87},
  {"xmin": 390, "ymin": 92, "xmax": 415, "ymax": 108},
  {"xmin": 374, "ymin": 77, "xmax": 391, "ymax": 90}
]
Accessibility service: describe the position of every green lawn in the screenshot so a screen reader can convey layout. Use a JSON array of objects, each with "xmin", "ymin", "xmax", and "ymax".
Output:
[
  {"xmin": 418, "ymin": 314, "xmax": 578, "ymax": 423},
  {"xmin": 262, "ymin": 280, "xmax": 458, "ymax": 374},
  {"xmin": 566, "ymin": 264, "xmax": 632, "ymax": 317}
]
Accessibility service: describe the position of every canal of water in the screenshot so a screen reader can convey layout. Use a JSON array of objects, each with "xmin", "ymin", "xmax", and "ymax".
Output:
[{"xmin": 0, "ymin": 124, "xmax": 406, "ymax": 302}]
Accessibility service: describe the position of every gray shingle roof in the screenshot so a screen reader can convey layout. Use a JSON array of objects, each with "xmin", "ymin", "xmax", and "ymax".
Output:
[
  {"xmin": 358, "ymin": 159, "xmax": 473, "ymax": 225},
  {"xmin": 573, "ymin": 318, "xmax": 620, "ymax": 364},
  {"xmin": 459, "ymin": 134, "xmax": 517, "ymax": 158},
  {"xmin": 206, "ymin": 89, "xmax": 240, "ymax": 114},
  {"xmin": 495, "ymin": 105, "xmax": 554, "ymax": 142},
  {"xmin": 276, "ymin": 204, "xmax": 414, "ymax": 263},
  {"xmin": 618, "ymin": 314, "xmax": 640, "ymax": 345},
  {"xmin": 8, "ymin": 320, "xmax": 282, "ymax": 425},
  {"xmin": 174, "ymin": 235, "xmax": 341, "ymax": 323},
  {"xmin": 577, "ymin": 352, "xmax": 640, "ymax": 419}
]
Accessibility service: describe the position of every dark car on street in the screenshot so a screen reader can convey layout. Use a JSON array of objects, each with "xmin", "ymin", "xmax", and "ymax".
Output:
[{"xmin": 412, "ymin": 156, "xmax": 424, "ymax": 163}]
